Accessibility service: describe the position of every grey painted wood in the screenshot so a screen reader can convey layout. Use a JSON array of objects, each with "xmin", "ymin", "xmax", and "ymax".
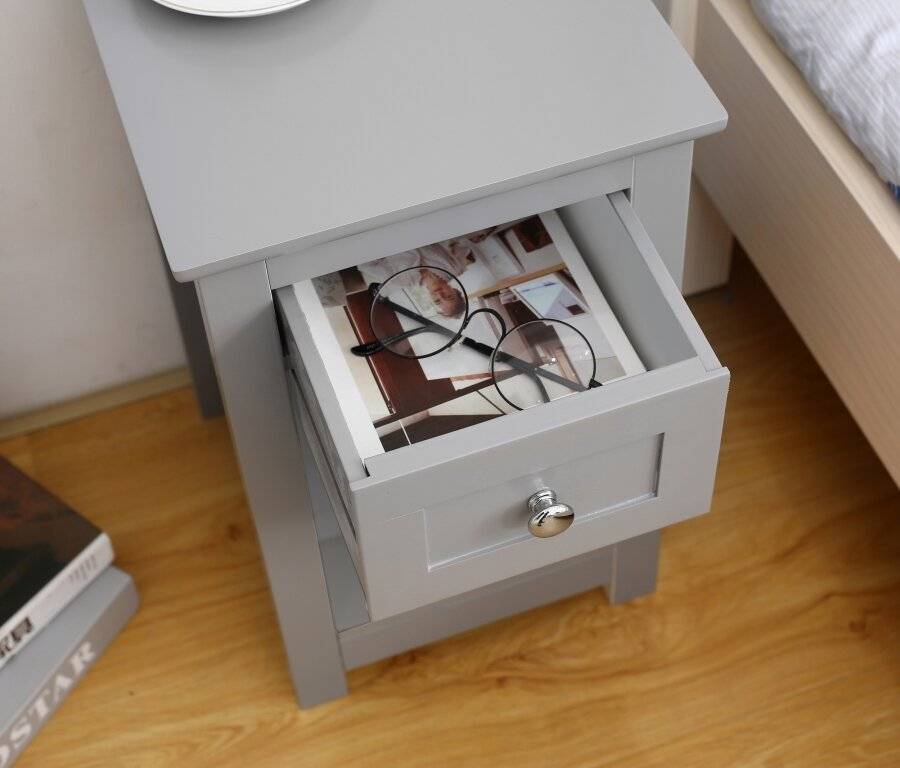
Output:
[
  {"xmin": 651, "ymin": 0, "xmax": 673, "ymax": 19},
  {"xmin": 631, "ymin": 141, "xmax": 695, "ymax": 288},
  {"xmin": 277, "ymin": 287, "xmax": 366, "ymax": 506},
  {"xmin": 266, "ymin": 158, "xmax": 633, "ymax": 288},
  {"xmin": 286, "ymin": 366, "xmax": 363, "ymax": 576},
  {"xmin": 154, "ymin": 224, "xmax": 223, "ymax": 418},
  {"xmin": 298, "ymin": 416, "xmax": 368, "ymax": 635},
  {"xmin": 163, "ymin": 259, "xmax": 223, "ymax": 418},
  {"xmin": 561, "ymin": 189, "xmax": 721, "ymax": 371},
  {"xmin": 357, "ymin": 360, "xmax": 711, "ymax": 513},
  {"xmin": 82, "ymin": 0, "xmax": 725, "ymax": 282},
  {"xmin": 607, "ymin": 530, "xmax": 661, "ymax": 605},
  {"xmin": 353, "ymin": 366, "xmax": 728, "ymax": 619},
  {"xmin": 196, "ymin": 262, "xmax": 346, "ymax": 707},
  {"xmin": 319, "ymin": 535, "xmax": 369, "ymax": 634},
  {"xmin": 289, "ymin": 392, "xmax": 369, "ymax": 633},
  {"xmin": 284, "ymin": 308, "xmax": 727, "ymax": 620},
  {"xmin": 298, "ymin": 407, "xmax": 341, "ymax": 542},
  {"xmin": 609, "ymin": 189, "xmax": 720, "ymax": 370},
  {"xmin": 424, "ymin": 436, "xmax": 660, "ymax": 568},
  {"xmin": 81, "ymin": 0, "xmax": 732, "ymax": 710},
  {"xmin": 338, "ymin": 547, "xmax": 614, "ymax": 670}
]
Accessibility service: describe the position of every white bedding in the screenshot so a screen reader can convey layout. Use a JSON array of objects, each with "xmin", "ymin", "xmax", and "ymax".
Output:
[{"xmin": 751, "ymin": 0, "xmax": 900, "ymax": 196}]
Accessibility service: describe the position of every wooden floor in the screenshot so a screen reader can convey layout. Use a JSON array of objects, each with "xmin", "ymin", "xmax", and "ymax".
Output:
[{"xmin": 3, "ymin": 254, "xmax": 898, "ymax": 767}]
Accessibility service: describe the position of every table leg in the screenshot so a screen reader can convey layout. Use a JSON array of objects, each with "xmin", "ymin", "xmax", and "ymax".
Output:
[
  {"xmin": 632, "ymin": 140, "xmax": 694, "ymax": 290},
  {"xmin": 606, "ymin": 530, "xmax": 661, "ymax": 605},
  {"xmin": 165, "ymin": 267, "xmax": 224, "ymax": 418},
  {"xmin": 196, "ymin": 262, "xmax": 347, "ymax": 707},
  {"xmin": 156, "ymin": 227, "xmax": 223, "ymax": 418}
]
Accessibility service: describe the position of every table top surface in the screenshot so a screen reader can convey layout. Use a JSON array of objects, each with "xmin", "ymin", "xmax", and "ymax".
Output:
[{"xmin": 83, "ymin": 0, "xmax": 725, "ymax": 281}]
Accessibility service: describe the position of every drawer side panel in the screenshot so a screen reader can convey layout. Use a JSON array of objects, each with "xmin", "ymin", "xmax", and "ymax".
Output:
[
  {"xmin": 287, "ymin": 369, "xmax": 362, "ymax": 568},
  {"xmin": 289, "ymin": 349, "xmax": 354, "ymax": 514}
]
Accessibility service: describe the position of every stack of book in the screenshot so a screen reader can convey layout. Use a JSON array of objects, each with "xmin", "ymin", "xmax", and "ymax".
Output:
[{"xmin": 0, "ymin": 457, "xmax": 138, "ymax": 767}]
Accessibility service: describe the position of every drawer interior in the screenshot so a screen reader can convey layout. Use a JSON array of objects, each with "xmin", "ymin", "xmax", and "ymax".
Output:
[{"xmin": 276, "ymin": 190, "xmax": 720, "ymax": 496}]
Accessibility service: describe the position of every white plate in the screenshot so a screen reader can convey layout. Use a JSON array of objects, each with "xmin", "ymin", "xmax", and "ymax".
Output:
[{"xmin": 150, "ymin": 0, "xmax": 313, "ymax": 18}]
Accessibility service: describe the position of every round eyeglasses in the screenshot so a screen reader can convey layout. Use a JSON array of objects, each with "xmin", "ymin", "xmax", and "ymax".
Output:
[{"xmin": 350, "ymin": 266, "xmax": 602, "ymax": 411}]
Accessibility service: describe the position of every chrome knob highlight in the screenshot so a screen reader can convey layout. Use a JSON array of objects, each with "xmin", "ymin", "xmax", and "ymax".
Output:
[{"xmin": 527, "ymin": 489, "xmax": 574, "ymax": 538}]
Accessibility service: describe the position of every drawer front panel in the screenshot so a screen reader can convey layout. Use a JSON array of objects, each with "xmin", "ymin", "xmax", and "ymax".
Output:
[
  {"xmin": 355, "ymin": 367, "xmax": 727, "ymax": 619},
  {"xmin": 425, "ymin": 434, "xmax": 661, "ymax": 568}
]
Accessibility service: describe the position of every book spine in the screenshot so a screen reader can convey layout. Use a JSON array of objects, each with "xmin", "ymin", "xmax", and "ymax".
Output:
[
  {"xmin": 0, "ymin": 571, "xmax": 137, "ymax": 768},
  {"xmin": 0, "ymin": 534, "xmax": 115, "ymax": 672}
]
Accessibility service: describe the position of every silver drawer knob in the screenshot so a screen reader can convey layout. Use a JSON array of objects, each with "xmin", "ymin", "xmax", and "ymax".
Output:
[{"xmin": 527, "ymin": 489, "xmax": 574, "ymax": 538}]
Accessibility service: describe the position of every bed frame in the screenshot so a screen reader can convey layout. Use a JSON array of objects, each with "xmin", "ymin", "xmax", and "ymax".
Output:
[{"xmin": 687, "ymin": 0, "xmax": 900, "ymax": 485}]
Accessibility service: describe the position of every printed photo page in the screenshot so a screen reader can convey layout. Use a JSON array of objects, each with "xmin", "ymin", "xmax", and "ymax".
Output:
[{"xmin": 311, "ymin": 211, "xmax": 645, "ymax": 453}]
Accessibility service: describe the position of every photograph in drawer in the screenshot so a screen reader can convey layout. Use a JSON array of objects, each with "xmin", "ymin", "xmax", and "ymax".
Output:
[{"xmin": 304, "ymin": 211, "xmax": 645, "ymax": 455}]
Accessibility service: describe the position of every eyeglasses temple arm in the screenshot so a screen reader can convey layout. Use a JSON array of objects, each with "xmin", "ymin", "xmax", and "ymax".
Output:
[
  {"xmin": 372, "ymin": 293, "xmax": 592, "ymax": 394},
  {"xmin": 350, "ymin": 325, "xmax": 430, "ymax": 357},
  {"xmin": 531, "ymin": 370, "xmax": 551, "ymax": 403}
]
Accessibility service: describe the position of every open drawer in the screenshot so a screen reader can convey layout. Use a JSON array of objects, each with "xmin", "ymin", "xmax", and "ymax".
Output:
[{"xmin": 276, "ymin": 191, "xmax": 729, "ymax": 621}]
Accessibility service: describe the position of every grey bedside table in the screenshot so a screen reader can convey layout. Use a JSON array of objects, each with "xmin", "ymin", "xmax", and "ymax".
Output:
[{"xmin": 84, "ymin": 0, "xmax": 728, "ymax": 708}]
